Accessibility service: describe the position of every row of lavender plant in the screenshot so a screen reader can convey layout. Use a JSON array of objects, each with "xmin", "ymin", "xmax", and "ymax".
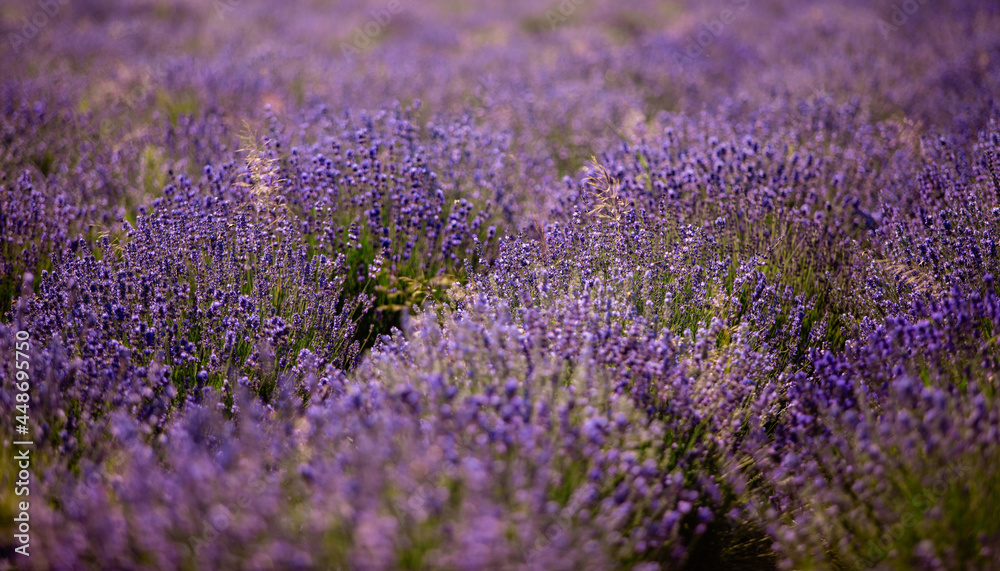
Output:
[
  {"xmin": 2, "ymin": 0, "xmax": 1000, "ymax": 568},
  {"xmin": 3, "ymin": 114, "xmax": 997, "ymax": 567}
]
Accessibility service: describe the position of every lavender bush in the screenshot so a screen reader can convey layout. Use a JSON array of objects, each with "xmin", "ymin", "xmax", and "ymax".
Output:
[{"xmin": 2, "ymin": 0, "xmax": 1000, "ymax": 569}]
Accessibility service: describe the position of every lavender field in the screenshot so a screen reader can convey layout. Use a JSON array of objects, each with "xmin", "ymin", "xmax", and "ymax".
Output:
[{"xmin": 2, "ymin": 0, "xmax": 1000, "ymax": 569}]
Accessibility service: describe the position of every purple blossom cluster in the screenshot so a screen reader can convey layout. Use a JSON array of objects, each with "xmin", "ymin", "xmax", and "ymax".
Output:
[
  {"xmin": 745, "ymin": 282, "xmax": 1000, "ymax": 569},
  {"xmin": 3, "ymin": 0, "xmax": 1000, "ymax": 569}
]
